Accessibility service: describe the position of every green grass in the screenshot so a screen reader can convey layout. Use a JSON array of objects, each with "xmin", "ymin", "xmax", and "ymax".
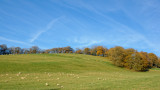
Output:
[{"xmin": 0, "ymin": 54, "xmax": 160, "ymax": 90}]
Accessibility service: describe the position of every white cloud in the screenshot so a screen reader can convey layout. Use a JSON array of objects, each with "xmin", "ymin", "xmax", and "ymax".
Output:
[
  {"xmin": 71, "ymin": 37, "xmax": 104, "ymax": 48},
  {"xmin": 80, "ymin": 40, "xmax": 103, "ymax": 47}
]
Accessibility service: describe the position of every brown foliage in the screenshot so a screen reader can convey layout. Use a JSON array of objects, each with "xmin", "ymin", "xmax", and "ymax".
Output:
[
  {"xmin": 96, "ymin": 46, "xmax": 105, "ymax": 56},
  {"xmin": 83, "ymin": 48, "xmax": 90, "ymax": 55},
  {"xmin": 108, "ymin": 46, "xmax": 126, "ymax": 67},
  {"xmin": 75, "ymin": 49, "xmax": 82, "ymax": 54},
  {"xmin": 148, "ymin": 53, "xmax": 158, "ymax": 67}
]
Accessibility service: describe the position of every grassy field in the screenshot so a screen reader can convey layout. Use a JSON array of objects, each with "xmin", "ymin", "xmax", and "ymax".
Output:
[{"xmin": 0, "ymin": 54, "xmax": 160, "ymax": 90}]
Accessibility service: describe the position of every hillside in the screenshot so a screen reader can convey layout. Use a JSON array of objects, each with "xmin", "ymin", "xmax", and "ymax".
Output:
[{"xmin": 0, "ymin": 54, "xmax": 160, "ymax": 90}]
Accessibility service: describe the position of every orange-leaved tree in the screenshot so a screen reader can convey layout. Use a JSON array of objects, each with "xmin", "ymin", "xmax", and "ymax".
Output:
[
  {"xmin": 108, "ymin": 46, "xmax": 126, "ymax": 67},
  {"xmin": 148, "ymin": 53, "xmax": 158, "ymax": 67},
  {"xmin": 83, "ymin": 48, "xmax": 90, "ymax": 55},
  {"xmin": 96, "ymin": 46, "xmax": 105, "ymax": 56}
]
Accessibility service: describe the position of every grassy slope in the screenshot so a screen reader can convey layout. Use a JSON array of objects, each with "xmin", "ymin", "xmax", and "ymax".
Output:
[{"xmin": 0, "ymin": 54, "xmax": 160, "ymax": 90}]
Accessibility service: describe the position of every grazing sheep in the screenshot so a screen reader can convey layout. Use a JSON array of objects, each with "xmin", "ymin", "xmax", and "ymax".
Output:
[
  {"xmin": 21, "ymin": 77, "xmax": 25, "ymax": 79},
  {"xmin": 45, "ymin": 83, "xmax": 49, "ymax": 86},
  {"xmin": 98, "ymin": 78, "xmax": 101, "ymax": 80}
]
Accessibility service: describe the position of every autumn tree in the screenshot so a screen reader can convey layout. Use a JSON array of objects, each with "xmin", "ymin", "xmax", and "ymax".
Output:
[
  {"xmin": 90, "ymin": 46, "xmax": 97, "ymax": 56},
  {"xmin": 75, "ymin": 48, "xmax": 82, "ymax": 54},
  {"xmin": 83, "ymin": 48, "xmax": 90, "ymax": 55},
  {"xmin": 157, "ymin": 58, "xmax": 160, "ymax": 68},
  {"xmin": 124, "ymin": 48, "xmax": 136, "ymax": 69},
  {"xmin": 132, "ymin": 52, "xmax": 150, "ymax": 71},
  {"xmin": 15, "ymin": 47, "xmax": 21, "ymax": 54},
  {"xmin": 148, "ymin": 53, "xmax": 158, "ymax": 67},
  {"xmin": 64, "ymin": 46, "xmax": 73, "ymax": 53},
  {"xmin": 108, "ymin": 46, "xmax": 126, "ymax": 67},
  {"xmin": 96, "ymin": 46, "xmax": 105, "ymax": 56},
  {"xmin": 104, "ymin": 48, "xmax": 108, "ymax": 57},
  {"xmin": 30, "ymin": 46, "xmax": 39, "ymax": 54},
  {"xmin": 24, "ymin": 48, "xmax": 30, "ymax": 54},
  {"xmin": 139, "ymin": 52, "xmax": 150, "ymax": 70},
  {"xmin": 45, "ymin": 49, "xmax": 50, "ymax": 54}
]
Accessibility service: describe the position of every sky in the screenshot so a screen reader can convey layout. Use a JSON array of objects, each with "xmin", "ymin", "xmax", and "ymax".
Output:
[{"xmin": 0, "ymin": 0, "xmax": 160, "ymax": 55}]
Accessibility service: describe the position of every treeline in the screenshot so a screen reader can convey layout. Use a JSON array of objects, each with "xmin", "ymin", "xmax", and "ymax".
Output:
[
  {"xmin": 0, "ymin": 44, "xmax": 74, "ymax": 55},
  {"xmin": 0, "ymin": 44, "xmax": 160, "ymax": 71}
]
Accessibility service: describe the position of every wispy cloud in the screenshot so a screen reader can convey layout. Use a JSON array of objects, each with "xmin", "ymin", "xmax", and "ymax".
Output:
[
  {"xmin": 80, "ymin": 40, "xmax": 103, "ymax": 47},
  {"xmin": 70, "ymin": 37, "xmax": 104, "ymax": 48},
  {"xmin": 0, "ymin": 36, "xmax": 32, "ymax": 46},
  {"xmin": 29, "ymin": 16, "xmax": 64, "ymax": 43}
]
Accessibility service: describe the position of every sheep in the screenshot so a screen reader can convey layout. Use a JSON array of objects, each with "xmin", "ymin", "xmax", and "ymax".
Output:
[
  {"xmin": 45, "ymin": 83, "xmax": 49, "ymax": 86},
  {"xmin": 21, "ymin": 77, "xmax": 25, "ymax": 79}
]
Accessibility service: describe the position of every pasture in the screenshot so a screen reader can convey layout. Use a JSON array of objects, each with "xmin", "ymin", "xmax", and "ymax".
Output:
[{"xmin": 0, "ymin": 54, "xmax": 160, "ymax": 90}]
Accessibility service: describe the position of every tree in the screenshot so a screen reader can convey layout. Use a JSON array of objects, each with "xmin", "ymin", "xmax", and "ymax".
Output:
[
  {"xmin": 23, "ymin": 48, "xmax": 30, "ymax": 54},
  {"xmin": 30, "ymin": 46, "xmax": 39, "ymax": 54},
  {"xmin": 45, "ymin": 49, "xmax": 50, "ymax": 54},
  {"xmin": 124, "ymin": 54, "xmax": 134, "ymax": 69},
  {"xmin": 15, "ymin": 47, "xmax": 21, "ymax": 54},
  {"xmin": 96, "ymin": 46, "xmax": 105, "ymax": 56},
  {"xmin": 0, "ymin": 44, "xmax": 7, "ymax": 55},
  {"xmin": 83, "ymin": 48, "xmax": 90, "ymax": 55},
  {"xmin": 90, "ymin": 46, "xmax": 97, "ymax": 56},
  {"xmin": 148, "ymin": 53, "xmax": 158, "ymax": 67},
  {"xmin": 157, "ymin": 58, "xmax": 160, "ymax": 68},
  {"xmin": 0, "ymin": 44, "xmax": 11, "ymax": 55},
  {"xmin": 139, "ymin": 52, "xmax": 150, "ymax": 70},
  {"xmin": 75, "ymin": 48, "xmax": 82, "ymax": 54},
  {"xmin": 0, "ymin": 44, "xmax": 7, "ymax": 50},
  {"xmin": 108, "ymin": 46, "xmax": 126, "ymax": 67},
  {"xmin": 64, "ymin": 46, "xmax": 73, "ymax": 53},
  {"xmin": 8, "ymin": 47, "xmax": 15, "ymax": 54},
  {"xmin": 132, "ymin": 52, "xmax": 149, "ymax": 71},
  {"xmin": 124, "ymin": 48, "xmax": 136, "ymax": 69},
  {"xmin": 104, "ymin": 48, "xmax": 108, "ymax": 57},
  {"xmin": 125, "ymin": 48, "xmax": 136, "ymax": 55}
]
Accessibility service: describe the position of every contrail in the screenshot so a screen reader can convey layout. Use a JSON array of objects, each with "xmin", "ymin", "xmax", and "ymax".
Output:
[{"xmin": 30, "ymin": 16, "xmax": 64, "ymax": 43}]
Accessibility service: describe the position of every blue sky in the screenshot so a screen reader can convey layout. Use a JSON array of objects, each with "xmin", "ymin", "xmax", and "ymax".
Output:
[{"xmin": 0, "ymin": 0, "xmax": 160, "ymax": 55}]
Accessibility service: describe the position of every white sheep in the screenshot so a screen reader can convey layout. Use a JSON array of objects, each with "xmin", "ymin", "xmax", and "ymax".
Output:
[{"xmin": 45, "ymin": 83, "xmax": 49, "ymax": 86}]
